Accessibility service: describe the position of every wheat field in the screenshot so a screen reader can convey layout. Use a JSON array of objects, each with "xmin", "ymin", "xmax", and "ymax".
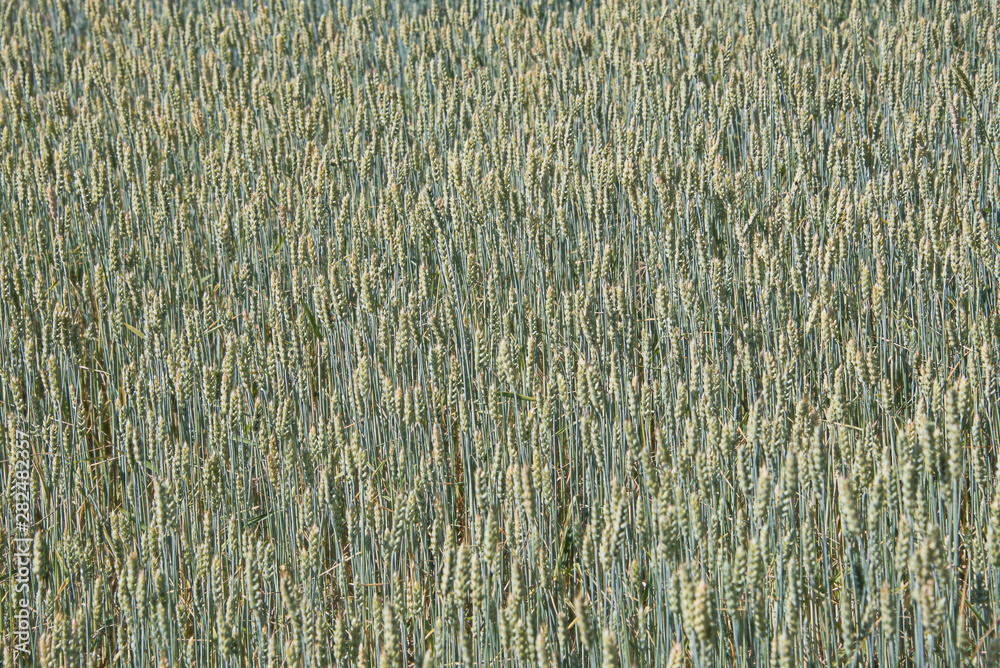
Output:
[{"xmin": 2, "ymin": 0, "xmax": 1000, "ymax": 665}]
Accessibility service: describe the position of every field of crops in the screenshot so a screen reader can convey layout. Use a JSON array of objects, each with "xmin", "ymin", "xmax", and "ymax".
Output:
[{"xmin": 3, "ymin": 0, "xmax": 1000, "ymax": 665}]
